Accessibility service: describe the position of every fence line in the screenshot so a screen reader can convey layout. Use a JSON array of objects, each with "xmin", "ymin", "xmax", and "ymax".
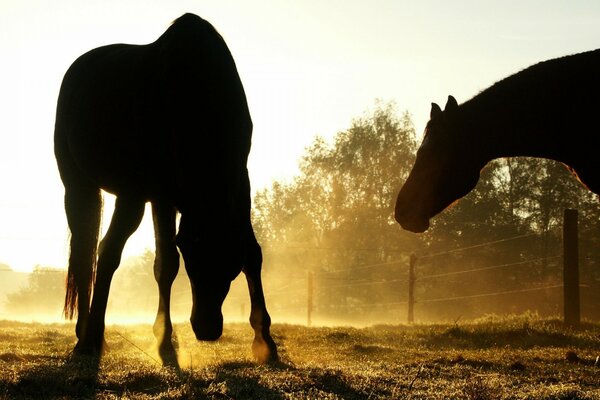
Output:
[
  {"xmin": 317, "ymin": 300, "xmax": 409, "ymax": 309},
  {"xmin": 418, "ymin": 232, "xmax": 540, "ymax": 260},
  {"xmin": 300, "ymin": 231, "xmax": 550, "ymax": 278},
  {"xmin": 168, "ymin": 236, "xmax": 566, "ymax": 310},
  {"xmin": 266, "ymin": 231, "xmax": 552, "ymax": 260},
  {"xmin": 419, "ymin": 284, "xmax": 564, "ymax": 303},
  {"xmin": 172, "ymin": 283, "xmax": 567, "ymax": 311},
  {"xmin": 127, "ymin": 257, "xmax": 567, "ymax": 315},
  {"xmin": 418, "ymin": 255, "xmax": 561, "ymax": 280},
  {"xmin": 316, "ymin": 276, "xmax": 408, "ymax": 290},
  {"xmin": 267, "ymin": 245, "xmax": 404, "ymax": 253},
  {"xmin": 271, "ymin": 254, "xmax": 561, "ymax": 291},
  {"xmin": 318, "ymin": 259, "xmax": 407, "ymax": 275},
  {"xmin": 276, "ymin": 228, "xmax": 574, "ymax": 324},
  {"xmin": 265, "ymin": 280, "xmax": 304, "ymax": 294},
  {"xmin": 145, "ymin": 221, "xmax": 588, "ymax": 324}
]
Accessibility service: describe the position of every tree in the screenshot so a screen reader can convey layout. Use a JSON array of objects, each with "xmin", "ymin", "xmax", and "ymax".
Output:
[
  {"xmin": 252, "ymin": 102, "xmax": 420, "ymax": 315},
  {"xmin": 5, "ymin": 266, "xmax": 64, "ymax": 318}
]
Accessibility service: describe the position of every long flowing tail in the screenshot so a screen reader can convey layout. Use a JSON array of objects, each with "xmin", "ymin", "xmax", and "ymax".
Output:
[{"xmin": 63, "ymin": 189, "xmax": 103, "ymax": 320}]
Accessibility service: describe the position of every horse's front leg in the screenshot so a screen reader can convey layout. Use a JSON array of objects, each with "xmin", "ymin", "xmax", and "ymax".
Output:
[
  {"xmin": 76, "ymin": 196, "xmax": 145, "ymax": 355},
  {"xmin": 243, "ymin": 228, "xmax": 278, "ymax": 363},
  {"xmin": 151, "ymin": 203, "xmax": 180, "ymax": 366}
]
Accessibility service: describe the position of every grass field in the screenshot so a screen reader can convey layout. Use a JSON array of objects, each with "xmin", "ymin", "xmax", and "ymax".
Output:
[{"xmin": 0, "ymin": 314, "xmax": 599, "ymax": 399}]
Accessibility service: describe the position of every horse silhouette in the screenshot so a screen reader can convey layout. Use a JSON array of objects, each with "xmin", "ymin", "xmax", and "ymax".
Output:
[
  {"xmin": 395, "ymin": 49, "xmax": 600, "ymax": 233},
  {"xmin": 54, "ymin": 13, "xmax": 277, "ymax": 363}
]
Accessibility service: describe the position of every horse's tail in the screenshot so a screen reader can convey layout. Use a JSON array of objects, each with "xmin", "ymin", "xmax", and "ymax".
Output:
[{"xmin": 63, "ymin": 189, "xmax": 103, "ymax": 320}]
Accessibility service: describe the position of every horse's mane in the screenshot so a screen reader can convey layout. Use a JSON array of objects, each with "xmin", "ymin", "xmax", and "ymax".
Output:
[{"xmin": 463, "ymin": 49, "xmax": 600, "ymax": 112}]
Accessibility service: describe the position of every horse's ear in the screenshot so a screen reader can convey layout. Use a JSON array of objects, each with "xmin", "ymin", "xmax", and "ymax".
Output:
[
  {"xmin": 430, "ymin": 103, "xmax": 442, "ymax": 119},
  {"xmin": 444, "ymin": 95, "xmax": 458, "ymax": 112}
]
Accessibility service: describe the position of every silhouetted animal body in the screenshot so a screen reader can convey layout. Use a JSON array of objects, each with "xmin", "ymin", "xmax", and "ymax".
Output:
[
  {"xmin": 395, "ymin": 49, "xmax": 600, "ymax": 233},
  {"xmin": 54, "ymin": 13, "xmax": 277, "ymax": 363}
]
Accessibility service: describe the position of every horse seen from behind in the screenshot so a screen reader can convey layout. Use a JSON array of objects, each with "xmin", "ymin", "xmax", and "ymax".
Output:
[
  {"xmin": 54, "ymin": 13, "xmax": 277, "ymax": 364},
  {"xmin": 395, "ymin": 49, "xmax": 600, "ymax": 233}
]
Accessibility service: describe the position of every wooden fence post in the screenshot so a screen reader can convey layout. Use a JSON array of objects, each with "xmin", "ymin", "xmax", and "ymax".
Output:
[
  {"xmin": 563, "ymin": 209, "xmax": 580, "ymax": 327},
  {"xmin": 307, "ymin": 271, "xmax": 314, "ymax": 327},
  {"xmin": 408, "ymin": 253, "xmax": 417, "ymax": 324}
]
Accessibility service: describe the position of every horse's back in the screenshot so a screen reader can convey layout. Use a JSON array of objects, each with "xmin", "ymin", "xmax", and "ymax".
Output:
[
  {"xmin": 471, "ymin": 48, "xmax": 600, "ymax": 192},
  {"xmin": 54, "ymin": 14, "xmax": 252, "ymax": 202},
  {"xmin": 477, "ymin": 48, "xmax": 600, "ymax": 114},
  {"xmin": 54, "ymin": 42, "xmax": 164, "ymax": 196},
  {"xmin": 538, "ymin": 49, "xmax": 600, "ymax": 186},
  {"xmin": 467, "ymin": 49, "xmax": 600, "ymax": 152},
  {"xmin": 56, "ymin": 43, "xmax": 153, "ymax": 136},
  {"xmin": 528, "ymin": 49, "xmax": 600, "ymax": 112}
]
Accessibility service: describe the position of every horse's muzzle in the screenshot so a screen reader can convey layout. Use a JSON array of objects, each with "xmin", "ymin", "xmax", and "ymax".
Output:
[
  {"xmin": 395, "ymin": 207, "xmax": 430, "ymax": 233},
  {"xmin": 191, "ymin": 311, "xmax": 223, "ymax": 341}
]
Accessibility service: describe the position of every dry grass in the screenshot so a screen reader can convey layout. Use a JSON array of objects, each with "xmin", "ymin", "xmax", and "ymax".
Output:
[{"xmin": 0, "ymin": 315, "xmax": 599, "ymax": 399}]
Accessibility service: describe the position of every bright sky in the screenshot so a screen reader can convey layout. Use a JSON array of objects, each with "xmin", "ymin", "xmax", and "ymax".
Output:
[{"xmin": 1, "ymin": 0, "xmax": 599, "ymax": 272}]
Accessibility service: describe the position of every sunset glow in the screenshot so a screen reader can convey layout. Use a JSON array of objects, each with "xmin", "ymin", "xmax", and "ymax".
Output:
[{"xmin": 1, "ymin": 0, "xmax": 600, "ymax": 273}]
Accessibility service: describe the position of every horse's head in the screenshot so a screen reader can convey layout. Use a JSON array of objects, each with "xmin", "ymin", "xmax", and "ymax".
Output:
[
  {"xmin": 395, "ymin": 95, "xmax": 481, "ymax": 232},
  {"xmin": 176, "ymin": 214, "xmax": 243, "ymax": 341}
]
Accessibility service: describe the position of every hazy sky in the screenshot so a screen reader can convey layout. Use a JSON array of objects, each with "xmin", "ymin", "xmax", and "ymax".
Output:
[{"xmin": 1, "ymin": 0, "xmax": 599, "ymax": 272}]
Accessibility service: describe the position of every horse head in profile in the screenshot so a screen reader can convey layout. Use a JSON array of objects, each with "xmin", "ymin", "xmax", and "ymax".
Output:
[
  {"xmin": 395, "ymin": 96, "xmax": 483, "ymax": 232},
  {"xmin": 395, "ymin": 49, "xmax": 600, "ymax": 233}
]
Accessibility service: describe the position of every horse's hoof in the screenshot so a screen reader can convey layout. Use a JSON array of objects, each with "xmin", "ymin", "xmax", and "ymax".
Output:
[
  {"xmin": 72, "ymin": 338, "xmax": 106, "ymax": 358},
  {"xmin": 158, "ymin": 340, "xmax": 179, "ymax": 369},
  {"xmin": 68, "ymin": 346, "xmax": 101, "ymax": 368},
  {"xmin": 72, "ymin": 346, "xmax": 101, "ymax": 359},
  {"xmin": 252, "ymin": 336, "xmax": 278, "ymax": 364},
  {"xmin": 158, "ymin": 347, "xmax": 180, "ymax": 369}
]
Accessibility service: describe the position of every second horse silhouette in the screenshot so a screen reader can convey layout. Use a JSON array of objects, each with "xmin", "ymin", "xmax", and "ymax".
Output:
[{"xmin": 396, "ymin": 49, "xmax": 600, "ymax": 233}]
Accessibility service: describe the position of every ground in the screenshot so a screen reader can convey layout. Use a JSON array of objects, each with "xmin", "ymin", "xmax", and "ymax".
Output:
[{"xmin": 0, "ymin": 315, "xmax": 599, "ymax": 399}]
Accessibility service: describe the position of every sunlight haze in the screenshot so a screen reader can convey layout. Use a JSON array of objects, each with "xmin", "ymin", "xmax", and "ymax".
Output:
[{"xmin": 1, "ymin": 0, "xmax": 599, "ymax": 272}]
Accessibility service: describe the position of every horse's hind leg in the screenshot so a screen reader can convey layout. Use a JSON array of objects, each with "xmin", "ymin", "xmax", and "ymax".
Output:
[
  {"xmin": 243, "ymin": 227, "xmax": 278, "ymax": 363},
  {"xmin": 76, "ymin": 196, "xmax": 145, "ymax": 355},
  {"xmin": 64, "ymin": 186, "xmax": 102, "ymax": 341},
  {"xmin": 151, "ymin": 202, "xmax": 180, "ymax": 365}
]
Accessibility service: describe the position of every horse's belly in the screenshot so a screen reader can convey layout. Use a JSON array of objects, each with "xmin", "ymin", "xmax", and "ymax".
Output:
[{"xmin": 67, "ymin": 128, "xmax": 174, "ymax": 200}]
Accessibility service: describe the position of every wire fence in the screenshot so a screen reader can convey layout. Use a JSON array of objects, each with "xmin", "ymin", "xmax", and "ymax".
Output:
[
  {"xmin": 7, "ymin": 219, "xmax": 595, "ymax": 326},
  {"xmin": 208, "ymin": 226, "xmax": 598, "ymax": 325},
  {"xmin": 161, "ymin": 230, "xmax": 578, "ymax": 325}
]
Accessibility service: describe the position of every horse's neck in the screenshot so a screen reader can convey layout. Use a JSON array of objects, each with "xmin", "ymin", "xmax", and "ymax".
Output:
[{"xmin": 459, "ymin": 100, "xmax": 570, "ymax": 167}]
